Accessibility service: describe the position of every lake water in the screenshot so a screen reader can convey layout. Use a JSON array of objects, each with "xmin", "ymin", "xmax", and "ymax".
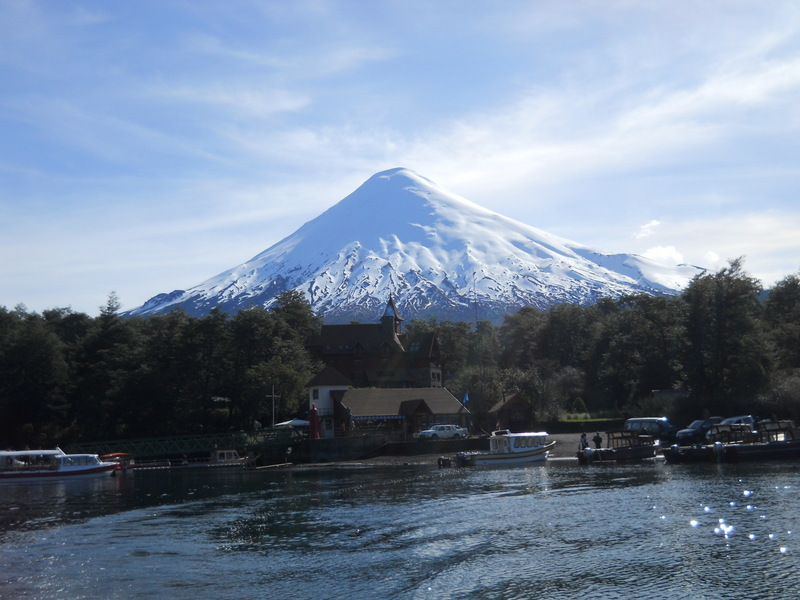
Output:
[{"xmin": 2, "ymin": 458, "xmax": 798, "ymax": 599}]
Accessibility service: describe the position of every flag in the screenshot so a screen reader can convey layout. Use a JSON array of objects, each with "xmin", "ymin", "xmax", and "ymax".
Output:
[{"xmin": 462, "ymin": 391, "xmax": 469, "ymax": 406}]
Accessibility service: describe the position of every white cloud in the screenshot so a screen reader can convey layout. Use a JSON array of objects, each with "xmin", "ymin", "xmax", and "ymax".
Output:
[
  {"xmin": 642, "ymin": 246, "xmax": 684, "ymax": 266},
  {"xmin": 703, "ymin": 251, "xmax": 722, "ymax": 270},
  {"xmin": 635, "ymin": 220, "xmax": 661, "ymax": 239},
  {"xmin": 627, "ymin": 212, "xmax": 800, "ymax": 287}
]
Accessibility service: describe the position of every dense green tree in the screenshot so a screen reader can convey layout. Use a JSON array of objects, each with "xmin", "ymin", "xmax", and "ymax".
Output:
[
  {"xmin": 595, "ymin": 295, "xmax": 686, "ymax": 413},
  {"xmin": 469, "ymin": 320, "xmax": 499, "ymax": 370},
  {"xmin": 272, "ymin": 290, "xmax": 323, "ymax": 340},
  {"xmin": 497, "ymin": 306, "xmax": 546, "ymax": 369},
  {"xmin": 177, "ymin": 309, "xmax": 233, "ymax": 429},
  {"xmin": 69, "ymin": 293, "xmax": 138, "ymax": 440},
  {"xmin": 0, "ymin": 312, "xmax": 69, "ymax": 447},
  {"xmin": 114, "ymin": 311, "xmax": 192, "ymax": 437},
  {"xmin": 243, "ymin": 338, "xmax": 321, "ymax": 426},
  {"xmin": 681, "ymin": 259, "xmax": 771, "ymax": 416},
  {"xmin": 495, "ymin": 364, "xmax": 573, "ymax": 423},
  {"xmin": 228, "ymin": 305, "xmax": 318, "ymax": 428},
  {"xmin": 763, "ymin": 273, "xmax": 800, "ymax": 370},
  {"xmin": 406, "ymin": 318, "xmax": 472, "ymax": 385},
  {"xmin": 536, "ymin": 304, "xmax": 590, "ymax": 368}
]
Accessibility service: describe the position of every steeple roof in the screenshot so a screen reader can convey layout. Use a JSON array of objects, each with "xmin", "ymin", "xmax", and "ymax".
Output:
[{"xmin": 383, "ymin": 295, "xmax": 404, "ymax": 321}]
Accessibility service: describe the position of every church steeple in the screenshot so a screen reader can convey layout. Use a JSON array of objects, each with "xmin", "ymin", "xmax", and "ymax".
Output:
[{"xmin": 381, "ymin": 295, "xmax": 404, "ymax": 335}]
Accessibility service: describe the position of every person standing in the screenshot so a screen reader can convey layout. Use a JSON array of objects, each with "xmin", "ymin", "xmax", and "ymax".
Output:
[
  {"xmin": 580, "ymin": 432, "xmax": 589, "ymax": 449},
  {"xmin": 593, "ymin": 432, "xmax": 603, "ymax": 449}
]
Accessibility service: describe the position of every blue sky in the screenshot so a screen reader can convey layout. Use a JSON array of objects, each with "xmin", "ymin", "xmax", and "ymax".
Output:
[{"xmin": 2, "ymin": 1, "xmax": 800, "ymax": 315}]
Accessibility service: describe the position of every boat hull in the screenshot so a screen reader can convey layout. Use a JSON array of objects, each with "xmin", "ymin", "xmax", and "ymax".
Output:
[
  {"xmin": 0, "ymin": 464, "xmax": 117, "ymax": 479},
  {"xmin": 663, "ymin": 441, "xmax": 800, "ymax": 463},
  {"xmin": 577, "ymin": 445, "xmax": 657, "ymax": 464},
  {"xmin": 724, "ymin": 441, "xmax": 800, "ymax": 461}
]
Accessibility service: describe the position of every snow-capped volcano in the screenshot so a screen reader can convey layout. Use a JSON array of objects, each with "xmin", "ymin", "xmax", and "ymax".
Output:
[{"xmin": 128, "ymin": 168, "xmax": 703, "ymax": 322}]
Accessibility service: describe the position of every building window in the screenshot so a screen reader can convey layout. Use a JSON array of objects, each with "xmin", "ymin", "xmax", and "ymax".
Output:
[{"xmin": 312, "ymin": 389, "xmax": 319, "ymax": 400}]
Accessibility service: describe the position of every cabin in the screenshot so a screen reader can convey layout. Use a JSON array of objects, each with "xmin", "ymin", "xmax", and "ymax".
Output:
[
  {"xmin": 488, "ymin": 393, "xmax": 535, "ymax": 432},
  {"xmin": 340, "ymin": 387, "xmax": 468, "ymax": 438}
]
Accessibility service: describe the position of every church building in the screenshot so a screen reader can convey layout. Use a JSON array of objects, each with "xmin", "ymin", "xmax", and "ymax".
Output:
[
  {"xmin": 304, "ymin": 298, "xmax": 468, "ymax": 439},
  {"xmin": 306, "ymin": 297, "xmax": 442, "ymax": 389}
]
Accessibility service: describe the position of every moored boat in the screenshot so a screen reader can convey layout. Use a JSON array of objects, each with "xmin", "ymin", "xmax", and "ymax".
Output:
[
  {"xmin": 0, "ymin": 448, "xmax": 118, "ymax": 480},
  {"xmin": 662, "ymin": 420, "xmax": 800, "ymax": 463},
  {"xmin": 186, "ymin": 449, "xmax": 254, "ymax": 468},
  {"xmin": 454, "ymin": 430, "xmax": 554, "ymax": 466},
  {"xmin": 577, "ymin": 430, "xmax": 659, "ymax": 465},
  {"xmin": 107, "ymin": 449, "xmax": 255, "ymax": 471}
]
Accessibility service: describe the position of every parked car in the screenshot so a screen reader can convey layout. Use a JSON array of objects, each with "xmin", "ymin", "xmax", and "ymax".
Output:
[
  {"xmin": 414, "ymin": 424, "xmax": 468, "ymax": 440},
  {"xmin": 623, "ymin": 417, "xmax": 680, "ymax": 443},
  {"xmin": 675, "ymin": 417, "xmax": 723, "ymax": 445}
]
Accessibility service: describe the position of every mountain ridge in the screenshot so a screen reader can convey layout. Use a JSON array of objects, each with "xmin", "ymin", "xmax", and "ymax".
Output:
[{"xmin": 128, "ymin": 168, "xmax": 703, "ymax": 323}]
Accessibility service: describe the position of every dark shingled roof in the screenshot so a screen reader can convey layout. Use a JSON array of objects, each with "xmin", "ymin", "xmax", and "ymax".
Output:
[
  {"xmin": 307, "ymin": 323, "xmax": 405, "ymax": 354},
  {"xmin": 489, "ymin": 392, "xmax": 531, "ymax": 413},
  {"xmin": 306, "ymin": 365, "xmax": 353, "ymax": 388},
  {"xmin": 341, "ymin": 388, "xmax": 468, "ymax": 418}
]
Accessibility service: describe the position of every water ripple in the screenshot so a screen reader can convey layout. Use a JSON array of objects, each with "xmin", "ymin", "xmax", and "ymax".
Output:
[{"xmin": 2, "ymin": 461, "xmax": 800, "ymax": 599}]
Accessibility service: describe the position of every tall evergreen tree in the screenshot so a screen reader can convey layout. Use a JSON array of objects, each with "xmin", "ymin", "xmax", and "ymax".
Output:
[
  {"xmin": 69, "ymin": 293, "xmax": 137, "ymax": 440},
  {"xmin": 682, "ymin": 259, "xmax": 771, "ymax": 415},
  {"xmin": 596, "ymin": 295, "xmax": 686, "ymax": 412},
  {"xmin": 271, "ymin": 290, "xmax": 322, "ymax": 341}
]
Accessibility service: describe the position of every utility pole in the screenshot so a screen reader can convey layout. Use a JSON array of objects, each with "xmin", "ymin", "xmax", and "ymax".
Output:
[{"xmin": 266, "ymin": 385, "xmax": 280, "ymax": 427}]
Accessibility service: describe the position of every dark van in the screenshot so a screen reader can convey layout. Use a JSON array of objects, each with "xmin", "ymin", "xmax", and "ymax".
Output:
[{"xmin": 623, "ymin": 417, "xmax": 679, "ymax": 443}]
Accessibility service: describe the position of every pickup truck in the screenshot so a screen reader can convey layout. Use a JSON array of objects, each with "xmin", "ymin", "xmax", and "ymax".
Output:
[{"xmin": 415, "ymin": 424, "xmax": 468, "ymax": 440}]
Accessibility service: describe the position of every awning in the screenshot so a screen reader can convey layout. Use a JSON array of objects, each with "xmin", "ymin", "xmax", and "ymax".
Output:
[{"xmin": 274, "ymin": 419, "xmax": 310, "ymax": 427}]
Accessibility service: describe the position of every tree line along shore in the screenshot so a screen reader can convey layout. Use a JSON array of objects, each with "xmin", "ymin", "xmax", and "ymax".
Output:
[{"xmin": 2, "ymin": 259, "xmax": 800, "ymax": 450}]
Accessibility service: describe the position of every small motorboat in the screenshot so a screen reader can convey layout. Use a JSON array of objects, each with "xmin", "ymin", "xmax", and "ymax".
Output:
[
  {"xmin": 577, "ymin": 430, "xmax": 659, "ymax": 465},
  {"xmin": 454, "ymin": 430, "xmax": 554, "ymax": 466}
]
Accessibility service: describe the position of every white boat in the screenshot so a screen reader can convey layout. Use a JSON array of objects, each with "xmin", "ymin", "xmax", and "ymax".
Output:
[
  {"xmin": 0, "ymin": 448, "xmax": 118, "ymax": 480},
  {"xmin": 454, "ymin": 430, "xmax": 555, "ymax": 466}
]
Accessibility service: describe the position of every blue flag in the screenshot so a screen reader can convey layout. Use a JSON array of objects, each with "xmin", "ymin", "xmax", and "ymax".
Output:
[{"xmin": 462, "ymin": 391, "xmax": 469, "ymax": 406}]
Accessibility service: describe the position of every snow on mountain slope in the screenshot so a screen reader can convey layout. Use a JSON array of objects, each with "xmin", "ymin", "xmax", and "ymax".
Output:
[{"xmin": 128, "ymin": 168, "xmax": 703, "ymax": 322}]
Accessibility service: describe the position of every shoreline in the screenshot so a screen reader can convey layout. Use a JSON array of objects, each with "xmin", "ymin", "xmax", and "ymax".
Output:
[{"xmin": 296, "ymin": 432, "xmax": 585, "ymax": 468}]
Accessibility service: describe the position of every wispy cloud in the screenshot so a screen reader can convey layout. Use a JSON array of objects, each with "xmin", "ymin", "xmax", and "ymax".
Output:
[
  {"xmin": 160, "ymin": 84, "xmax": 312, "ymax": 118},
  {"xmin": 635, "ymin": 221, "xmax": 662, "ymax": 239}
]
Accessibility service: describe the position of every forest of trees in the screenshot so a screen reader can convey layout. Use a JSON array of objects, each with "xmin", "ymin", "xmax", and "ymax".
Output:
[{"xmin": 3, "ymin": 260, "xmax": 800, "ymax": 449}]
